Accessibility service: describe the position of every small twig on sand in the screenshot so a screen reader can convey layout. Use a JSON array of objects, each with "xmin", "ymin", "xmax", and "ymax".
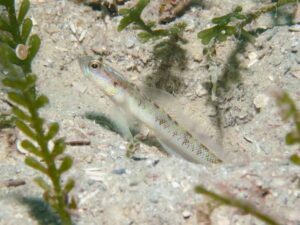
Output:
[
  {"xmin": 65, "ymin": 140, "xmax": 91, "ymax": 146},
  {"xmin": 0, "ymin": 179, "xmax": 26, "ymax": 188}
]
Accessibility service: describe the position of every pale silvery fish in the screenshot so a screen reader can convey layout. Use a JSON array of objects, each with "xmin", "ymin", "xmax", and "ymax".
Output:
[{"xmin": 79, "ymin": 56, "xmax": 222, "ymax": 164}]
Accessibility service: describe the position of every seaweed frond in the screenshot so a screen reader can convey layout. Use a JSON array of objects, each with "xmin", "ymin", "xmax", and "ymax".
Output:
[
  {"xmin": 274, "ymin": 90, "xmax": 300, "ymax": 165},
  {"xmin": 0, "ymin": 1, "xmax": 76, "ymax": 224},
  {"xmin": 198, "ymin": 0, "xmax": 298, "ymax": 46},
  {"xmin": 196, "ymin": 0, "xmax": 297, "ymax": 106},
  {"xmin": 118, "ymin": 0, "xmax": 186, "ymax": 43},
  {"xmin": 195, "ymin": 186, "xmax": 280, "ymax": 225}
]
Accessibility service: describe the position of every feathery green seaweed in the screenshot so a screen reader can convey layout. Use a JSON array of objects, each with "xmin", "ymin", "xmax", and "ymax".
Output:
[
  {"xmin": 198, "ymin": 0, "xmax": 298, "ymax": 46},
  {"xmin": 118, "ymin": 0, "xmax": 186, "ymax": 43},
  {"xmin": 0, "ymin": 1, "xmax": 76, "ymax": 224},
  {"xmin": 197, "ymin": 0, "xmax": 298, "ymax": 103},
  {"xmin": 198, "ymin": 6, "xmax": 246, "ymax": 45}
]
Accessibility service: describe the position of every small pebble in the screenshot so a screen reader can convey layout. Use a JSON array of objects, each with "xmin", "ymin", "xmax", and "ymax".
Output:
[
  {"xmin": 247, "ymin": 52, "xmax": 258, "ymax": 67},
  {"xmin": 248, "ymin": 52, "xmax": 257, "ymax": 60},
  {"xmin": 185, "ymin": 92, "xmax": 193, "ymax": 97},
  {"xmin": 126, "ymin": 62, "xmax": 137, "ymax": 71},
  {"xmin": 182, "ymin": 210, "xmax": 191, "ymax": 219},
  {"xmin": 91, "ymin": 45, "xmax": 108, "ymax": 55},
  {"xmin": 191, "ymin": 51, "xmax": 203, "ymax": 62},
  {"xmin": 253, "ymin": 93, "xmax": 269, "ymax": 110},
  {"xmin": 119, "ymin": 145, "xmax": 126, "ymax": 151},
  {"xmin": 69, "ymin": 22, "xmax": 77, "ymax": 34},
  {"xmin": 111, "ymin": 168, "xmax": 127, "ymax": 175},
  {"xmin": 45, "ymin": 24, "xmax": 59, "ymax": 34},
  {"xmin": 85, "ymin": 155, "xmax": 93, "ymax": 164},
  {"xmin": 79, "ymin": 30, "xmax": 87, "ymax": 42},
  {"xmin": 125, "ymin": 38, "xmax": 135, "ymax": 49},
  {"xmin": 87, "ymin": 179, "xmax": 96, "ymax": 186},
  {"xmin": 43, "ymin": 59, "xmax": 54, "ymax": 67},
  {"xmin": 149, "ymin": 193, "xmax": 159, "ymax": 203},
  {"xmin": 195, "ymin": 85, "xmax": 207, "ymax": 97},
  {"xmin": 172, "ymin": 181, "xmax": 180, "ymax": 188}
]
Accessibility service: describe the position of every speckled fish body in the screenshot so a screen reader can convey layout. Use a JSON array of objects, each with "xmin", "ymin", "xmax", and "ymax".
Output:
[{"xmin": 79, "ymin": 56, "xmax": 222, "ymax": 164}]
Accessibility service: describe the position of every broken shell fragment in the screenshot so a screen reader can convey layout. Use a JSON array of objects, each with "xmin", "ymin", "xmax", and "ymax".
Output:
[{"xmin": 15, "ymin": 44, "xmax": 28, "ymax": 60}]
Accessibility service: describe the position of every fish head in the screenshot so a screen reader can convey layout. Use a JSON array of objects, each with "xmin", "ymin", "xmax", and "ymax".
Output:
[{"xmin": 78, "ymin": 56, "xmax": 128, "ymax": 103}]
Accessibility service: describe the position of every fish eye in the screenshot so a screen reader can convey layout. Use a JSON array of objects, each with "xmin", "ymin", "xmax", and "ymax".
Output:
[{"xmin": 89, "ymin": 60, "xmax": 100, "ymax": 69}]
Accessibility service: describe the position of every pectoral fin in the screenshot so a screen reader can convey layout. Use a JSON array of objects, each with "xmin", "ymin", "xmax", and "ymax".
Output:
[{"xmin": 111, "ymin": 106, "xmax": 134, "ymax": 141}]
